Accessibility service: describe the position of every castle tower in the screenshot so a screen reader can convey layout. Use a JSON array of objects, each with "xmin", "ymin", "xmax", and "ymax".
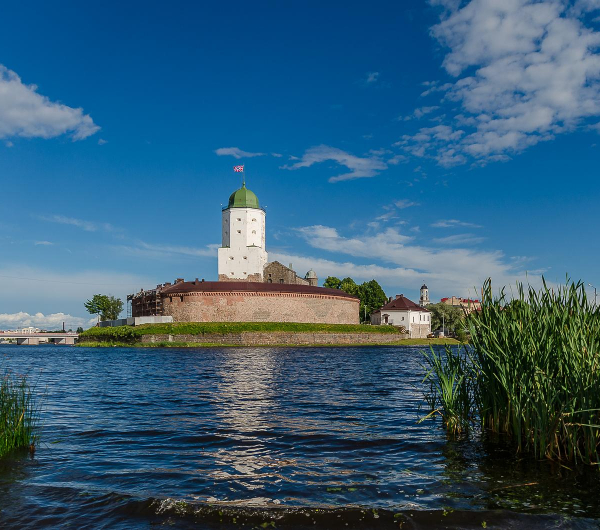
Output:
[
  {"xmin": 218, "ymin": 183, "xmax": 268, "ymax": 282},
  {"xmin": 419, "ymin": 284, "xmax": 431, "ymax": 307},
  {"xmin": 304, "ymin": 269, "xmax": 318, "ymax": 287}
]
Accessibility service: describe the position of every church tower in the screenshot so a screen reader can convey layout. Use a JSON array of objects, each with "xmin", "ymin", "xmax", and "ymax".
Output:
[
  {"xmin": 218, "ymin": 183, "xmax": 268, "ymax": 281},
  {"xmin": 419, "ymin": 284, "xmax": 431, "ymax": 307}
]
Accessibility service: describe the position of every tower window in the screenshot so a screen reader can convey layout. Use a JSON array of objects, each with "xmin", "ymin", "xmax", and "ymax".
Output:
[
  {"xmin": 237, "ymin": 230, "xmax": 241, "ymax": 234},
  {"xmin": 237, "ymin": 218, "xmax": 241, "ymax": 221},
  {"xmin": 252, "ymin": 230, "xmax": 256, "ymax": 234},
  {"xmin": 252, "ymin": 218, "xmax": 256, "ymax": 222},
  {"xmin": 243, "ymin": 256, "xmax": 247, "ymax": 260}
]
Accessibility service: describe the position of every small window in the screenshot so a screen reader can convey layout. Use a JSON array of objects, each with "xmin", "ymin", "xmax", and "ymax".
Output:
[
  {"xmin": 237, "ymin": 218, "xmax": 241, "ymax": 221},
  {"xmin": 229, "ymin": 256, "xmax": 234, "ymax": 260},
  {"xmin": 180, "ymin": 296, "xmax": 183, "ymax": 302},
  {"xmin": 252, "ymin": 230, "xmax": 256, "ymax": 234},
  {"xmin": 267, "ymin": 279, "xmax": 272, "ymax": 283},
  {"xmin": 237, "ymin": 230, "xmax": 241, "ymax": 234},
  {"xmin": 243, "ymin": 272, "xmax": 246, "ymax": 275},
  {"xmin": 279, "ymin": 279, "xmax": 284, "ymax": 284},
  {"xmin": 402, "ymin": 317, "xmax": 404, "ymax": 321},
  {"xmin": 252, "ymin": 218, "xmax": 256, "ymax": 222}
]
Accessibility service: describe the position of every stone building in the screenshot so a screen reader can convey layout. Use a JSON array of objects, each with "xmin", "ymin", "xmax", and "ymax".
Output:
[
  {"xmin": 263, "ymin": 261, "xmax": 318, "ymax": 286},
  {"xmin": 370, "ymin": 294, "xmax": 431, "ymax": 338},
  {"xmin": 440, "ymin": 296, "xmax": 481, "ymax": 314},
  {"xmin": 128, "ymin": 180, "xmax": 357, "ymax": 325}
]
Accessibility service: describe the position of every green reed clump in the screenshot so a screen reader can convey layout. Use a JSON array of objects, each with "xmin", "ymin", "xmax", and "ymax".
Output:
[
  {"xmin": 422, "ymin": 278, "xmax": 600, "ymax": 465},
  {"xmin": 0, "ymin": 371, "xmax": 38, "ymax": 458},
  {"xmin": 420, "ymin": 346, "xmax": 474, "ymax": 434}
]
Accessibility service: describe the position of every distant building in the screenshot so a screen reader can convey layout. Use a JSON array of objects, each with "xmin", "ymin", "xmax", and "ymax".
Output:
[
  {"xmin": 370, "ymin": 294, "xmax": 431, "ymax": 338},
  {"xmin": 419, "ymin": 284, "xmax": 431, "ymax": 307},
  {"xmin": 440, "ymin": 296, "xmax": 481, "ymax": 314}
]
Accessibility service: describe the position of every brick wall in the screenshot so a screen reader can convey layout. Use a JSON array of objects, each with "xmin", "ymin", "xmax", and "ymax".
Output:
[{"xmin": 162, "ymin": 291, "xmax": 359, "ymax": 324}]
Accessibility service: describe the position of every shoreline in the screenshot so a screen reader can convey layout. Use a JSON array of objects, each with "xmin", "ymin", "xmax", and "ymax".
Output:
[{"xmin": 76, "ymin": 337, "xmax": 462, "ymax": 348}]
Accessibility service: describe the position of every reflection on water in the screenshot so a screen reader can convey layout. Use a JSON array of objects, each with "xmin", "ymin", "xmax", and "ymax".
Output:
[{"xmin": 0, "ymin": 345, "xmax": 598, "ymax": 528}]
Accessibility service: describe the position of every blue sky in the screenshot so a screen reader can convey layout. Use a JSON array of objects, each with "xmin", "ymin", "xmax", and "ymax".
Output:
[{"xmin": 1, "ymin": 0, "xmax": 600, "ymax": 329}]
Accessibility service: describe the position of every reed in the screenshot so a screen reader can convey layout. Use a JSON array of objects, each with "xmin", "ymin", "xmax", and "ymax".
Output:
[
  {"xmin": 0, "ymin": 370, "xmax": 38, "ymax": 458},
  {"xmin": 421, "ymin": 278, "xmax": 600, "ymax": 465}
]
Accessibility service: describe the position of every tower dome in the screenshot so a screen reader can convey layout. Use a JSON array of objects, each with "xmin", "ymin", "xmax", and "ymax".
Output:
[
  {"xmin": 305, "ymin": 269, "xmax": 317, "ymax": 279},
  {"xmin": 228, "ymin": 184, "xmax": 260, "ymax": 209},
  {"xmin": 421, "ymin": 284, "xmax": 428, "ymax": 290}
]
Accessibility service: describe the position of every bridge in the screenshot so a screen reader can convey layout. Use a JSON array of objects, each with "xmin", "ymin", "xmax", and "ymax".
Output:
[{"xmin": 0, "ymin": 332, "xmax": 79, "ymax": 345}]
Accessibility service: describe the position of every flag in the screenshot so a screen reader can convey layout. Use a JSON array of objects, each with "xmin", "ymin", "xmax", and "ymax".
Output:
[{"xmin": 233, "ymin": 165, "xmax": 244, "ymax": 172}]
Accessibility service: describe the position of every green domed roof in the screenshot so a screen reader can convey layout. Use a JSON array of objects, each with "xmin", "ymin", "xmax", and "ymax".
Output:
[{"xmin": 227, "ymin": 184, "xmax": 260, "ymax": 209}]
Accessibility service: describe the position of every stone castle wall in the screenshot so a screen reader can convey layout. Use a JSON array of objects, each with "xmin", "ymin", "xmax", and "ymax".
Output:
[
  {"xmin": 141, "ymin": 331, "xmax": 405, "ymax": 346},
  {"xmin": 161, "ymin": 291, "xmax": 359, "ymax": 325}
]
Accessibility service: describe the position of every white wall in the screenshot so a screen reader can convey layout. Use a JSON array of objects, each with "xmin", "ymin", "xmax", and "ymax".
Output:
[{"xmin": 218, "ymin": 207, "xmax": 268, "ymax": 280}]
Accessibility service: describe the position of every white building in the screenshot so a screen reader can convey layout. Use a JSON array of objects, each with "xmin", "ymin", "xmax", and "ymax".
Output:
[
  {"xmin": 217, "ymin": 183, "xmax": 268, "ymax": 281},
  {"xmin": 419, "ymin": 283, "xmax": 431, "ymax": 307},
  {"xmin": 371, "ymin": 294, "xmax": 431, "ymax": 338}
]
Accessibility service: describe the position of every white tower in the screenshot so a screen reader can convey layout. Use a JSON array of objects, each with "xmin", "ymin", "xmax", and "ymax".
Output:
[
  {"xmin": 218, "ymin": 183, "xmax": 268, "ymax": 281},
  {"xmin": 419, "ymin": 284, "xmax": 431, "ymax": 307}
]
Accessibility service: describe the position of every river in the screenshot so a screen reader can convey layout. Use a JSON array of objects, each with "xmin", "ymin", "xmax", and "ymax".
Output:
[{"xmin": 0, "ymin": 345, "xmax": 598, "ymax": 528}]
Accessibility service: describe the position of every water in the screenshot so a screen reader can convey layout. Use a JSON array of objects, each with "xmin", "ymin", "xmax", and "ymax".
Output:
[{"xmin": 0, "ymin": 345, "xmax": 598, "ymax": 528}]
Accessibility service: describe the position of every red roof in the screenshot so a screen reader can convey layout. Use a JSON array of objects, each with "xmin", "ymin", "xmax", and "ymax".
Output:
[
  {"xmin": 373, "ymin": 295, "xmax": 429, "ymax": 314},
  {"xmin": 159, "ymin": 280, "xmax": 358, "ymax": 300}
]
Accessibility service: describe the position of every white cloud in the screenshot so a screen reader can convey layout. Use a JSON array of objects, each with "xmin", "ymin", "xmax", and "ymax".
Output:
[
  {"xmin": 214, "ymin": 147, "xmax": 265, "ymax": 159},
  {"xmin": 271, "ymin": 152, "xmax": 283, "ymax": 157},
  {"xmin": 39, "ymin": 215, "xmax": 117, "ymax": 232},
  {"xmin": 98, "ymin": 138, "xmax": 107, "ymax": 145},
  {"xmin": 282, "ymin": 144, "xmax": 388, "ymax": 183},
  {"xmin": 0, "ymin": 311, "xmax": 96, "ymax": 331},
  {"xmin": 115, "ymin": 241, "xmax": 218, "ymax": 259},
  {"xmin": 34, "ymin": 240, "xmax": 53, "ymax": 246},
  {"xmin": 401, "ymin": 1, "xmax": 600, "ymax": 165},
  {"xmin": 431, "ymin": 218, "xmax": 483, "ymax": 228},
  {"xmin": 0, "ymin": 265, "xmax": 154, "ymax": 319},
  {"xmin": 286, "ymin": 223, "xmax": 542, "ymax": 296},
  {"xmin": 387, "ymin": 154, "xmax": 408, "ymax": 165},
  {"xmin": 433, "ymin": 233, "xmax": 486, "ymax": 245},
  {"xmin": 400, "ymin": 106, "xmax": 441, "ymax": 120},
  {"xmin": 0, "ymin": 65, "xmax": 99, "ymax": 140},
  {"xmin": 395, "ymin": 199, "xmax": 419, "ymax": 209},
  {"xmin": 365, "ymin": 71, "xmax": 380, "ymax": 84}
]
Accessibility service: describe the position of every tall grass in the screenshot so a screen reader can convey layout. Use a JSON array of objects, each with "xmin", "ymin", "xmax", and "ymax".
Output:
[
  {"xmin": 0, "ymin": 370, "xmax": 38, "ymax": 458},
  {"xmin": 421, "ymin": 278, "xmax": 600, "ymax": 465}
]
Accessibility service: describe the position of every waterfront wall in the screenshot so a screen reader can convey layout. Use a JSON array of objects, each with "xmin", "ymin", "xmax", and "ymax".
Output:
[
  {"xmin": 141, "ymin": 331, "xmax": 406, "ymax": 346},
  {"xmin": 162, "ymin": 291, "xmax": 359, "ymax": 325}
]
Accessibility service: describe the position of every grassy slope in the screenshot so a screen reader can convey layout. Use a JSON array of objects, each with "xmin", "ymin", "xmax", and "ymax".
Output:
[{"xmin": 80, "ymin": 321, "xmax": 403, "ymax": 342}]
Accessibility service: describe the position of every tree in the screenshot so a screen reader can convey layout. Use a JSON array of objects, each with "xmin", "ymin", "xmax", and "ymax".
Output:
[
  {"xmin": 428, "ymin": 302, "xmax": 464, "ymax": 332},
  {"xmin": 103, "ymin": 296, "xmax": 124, "ymax": 321},
  {"xmin": 339, "ymin": 277, "xmax": 359, "ymax": 296},
  {"xmin": 323, "ymin": 275, "xmax": 388, "ymax": 323},
  {"xmin": 84, "ymin": 294, "xmax": 124, "ymax": 322},
  {"xmin": 323, "ymin": 276, "xmax": 342, "ymax": 289},
  {"xmin": 358, "ymin": 279, "xmax": 389, "ymax": 323},
  {"xmin": 76, "ymin": 327, "xmax": 84, "ymax": 334}
]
